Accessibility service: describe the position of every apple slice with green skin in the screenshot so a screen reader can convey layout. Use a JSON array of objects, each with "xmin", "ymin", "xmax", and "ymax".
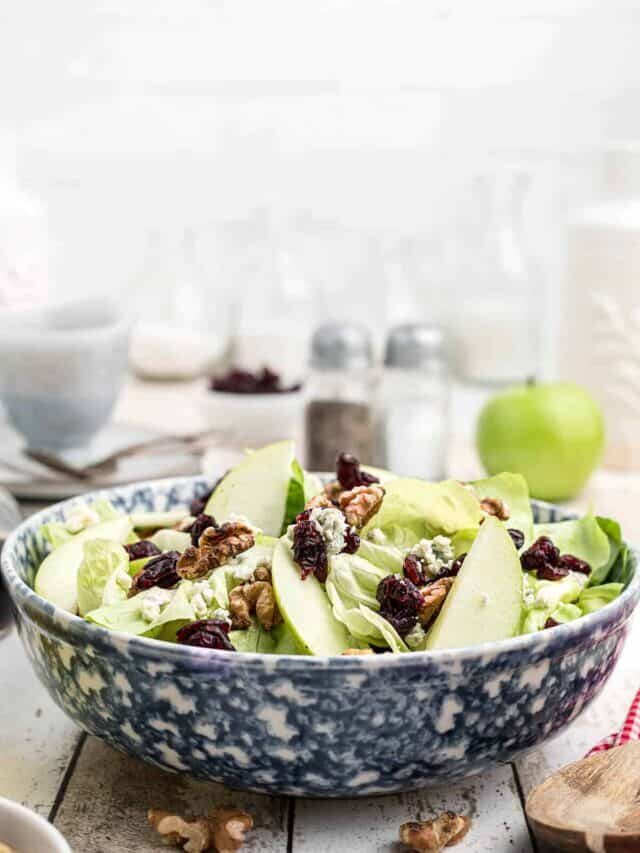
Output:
[
  {"xmin": 271, "ymin": 538, "xmax": 351, "ymax": 656},
  {"xmin": 35, "ymin": 516, "xmax": 133, "ymax": 614},
  {"xmin": 426, "ymin": 516, "xmax": 523, "ymax": 650},
  {"xmin": 205, "ymin": 441, "xmax": 296, "ymax": 537}
]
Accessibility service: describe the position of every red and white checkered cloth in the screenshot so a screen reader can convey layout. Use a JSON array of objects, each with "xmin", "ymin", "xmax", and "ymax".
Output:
[{"xmin": 586, "ymin": 689, "xmax": 640, "ymax": 756}]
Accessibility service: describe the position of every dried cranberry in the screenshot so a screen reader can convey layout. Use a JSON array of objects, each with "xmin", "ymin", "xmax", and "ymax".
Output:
[
  {"xmin": 190, "ymin": 487, "xmax": 214, "ymax": 517},
  {"xmin": 210, "ymin": 366, "xmax": 300, "ymax": 395},
  {"xmin": 403, "ymin": 554, "xmax": 427, "ymax": 587},
  {"xmin": 188, "ymin": 513, "xmax": 217, "ymax": 547},
  {"xmin": 131, "ymin": 551, "xmax": 181, "ymax": 593},
  {"xmin": 521, "ymin": 536, "xmax": 560, "ymax": 572},
  {"xmin": 343, "ymin": 526, "xmax": 361, "ymax": 555},
  {"xmin": 336, "ymin": 452, "xmax": 380, "ymax": 490},
  {"xmin": 508, "ymin": 529, "xmax": 525, "ymax": 550},
  {"xmin": 176, "ymin": 619, "xmax": 236, "ymax": 651},
  {"xmin": 292, "ymin": 511, "xmax": 328, "ymax": 582},
  {"xmin": 376, "ymin": 575, "xmax": 424, "ymax": 638},
  {"xmin": 536, "ymin": 563, "xmax": 569, "ymax": 582},
  {"xmin": 447, "ymin": 553, "xmax": 466, "ymax": 577},
  {"xmin": 124, "ymin": 540, "xmax": 162, "ymax": 561},
  {"xmin": 544, "ymin": 617, "xmax": 559, "ymax": 630},
  {"xmin": 557, "ymin": 554, "xmax": 591, "ymax": 576}
]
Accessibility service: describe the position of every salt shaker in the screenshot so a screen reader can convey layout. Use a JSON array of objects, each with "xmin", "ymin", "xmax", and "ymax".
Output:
[
  {"xmin": 304, "ymin": 324, "xmax": 376, "ymax": 471},
  {"xmin": 376, "ymin": 324, "xmax": 449, "ymax": 480}
]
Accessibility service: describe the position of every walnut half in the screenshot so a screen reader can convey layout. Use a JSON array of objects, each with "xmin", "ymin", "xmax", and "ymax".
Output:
[
  {"xmin": 419, "ymin": 577, "xmax": 454, "ymax": 627},
  {"xmin": 479, "ymin": 496, "xmax": 510, "ymax": 521},
  {"xmin": 177, "ymin": 522, "xmax": 255, "ymax": 580},
  {"xmin": 229, "ymin": 580, "xmax": 281, "ymax": 631},
  {"xmin": 339, "ymin": 484, "xmax": 385, "ymax": 529},
  {"xmin": 148, "ymin": 807, "xmax": 253, "ymax": 853},
  {"xmin": 399, "ymin": 812, "xmax": 471, "ymax": 851}
]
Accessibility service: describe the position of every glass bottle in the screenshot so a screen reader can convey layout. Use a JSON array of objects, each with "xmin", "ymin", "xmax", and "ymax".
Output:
[
  {"xmin": 375, "ymin": 324, "xmax": 449, "ymax": 480},
  {"xmin": 304, "ymin": 324, "xmax": 376, "ymax": 471}
]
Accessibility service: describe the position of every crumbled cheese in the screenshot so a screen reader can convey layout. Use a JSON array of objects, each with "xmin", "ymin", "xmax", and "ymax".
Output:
[
  {"xmin": 405, "ymin": 623, "xmax": 427, "ymax": 650},
  {"xmin": 309, "ymin": 507, "xmax": 346, "ymax": 556},
  {"xmin": 115, "ymin": 569, "xmax": 132, "ymax": 591},
  {"xmin": 213, "ymin": 607, "xmax": 231, "ymax": 623},
  {"xmin": 367, "ymin": 528, "xmax": 387, "ymax": 545},
  {"xmin": 140, "ymin": 588, "xmax": 173, "ymax": 623},
  {"xmin": 188, "ymin": 580, "xmax": 215, "ymax": 605},
  {"xmin": 408, "ymin": 535, "xmax": 455, "ymax": 578},
  {"xmin": 65, "ymin": 505, "xmax": 100, "ymax": 534},
  {"xmin": 231, "ymin": 557, "xmax": 258, "ymax": 582}
]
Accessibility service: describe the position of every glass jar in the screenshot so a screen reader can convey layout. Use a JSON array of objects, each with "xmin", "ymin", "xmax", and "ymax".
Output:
[
  {"xmin": 304, "ymin": 324, "xmax": 376, "ymax": 471},
  {"xmin": 375, "ymin": 324, "xmax": 449, "ymax": 480}
]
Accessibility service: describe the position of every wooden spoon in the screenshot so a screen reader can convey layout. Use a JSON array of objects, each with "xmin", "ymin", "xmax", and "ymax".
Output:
[{"xmin": 526, "ymin": 742, "xmax": 640, "ymax": 852}]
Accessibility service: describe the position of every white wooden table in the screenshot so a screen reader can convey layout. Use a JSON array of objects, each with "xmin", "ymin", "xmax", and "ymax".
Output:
[{"xmin": 1, "ymin": 379, "xmax": 639, "ymax": 852}]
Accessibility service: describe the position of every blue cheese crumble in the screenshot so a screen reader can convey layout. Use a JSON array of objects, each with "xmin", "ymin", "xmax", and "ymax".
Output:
[{"xmin": 408, "ymin": 535, "xmax": 455, "ymax": 578}]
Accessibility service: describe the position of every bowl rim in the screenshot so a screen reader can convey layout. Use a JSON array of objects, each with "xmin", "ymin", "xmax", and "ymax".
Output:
[
  {"xmin": 0, "ymin": 797, "xmax": 71, "ymax": 853},
  {"xmin": 2, "ymin": 474, "xmax": 639, "ymax": 670}
]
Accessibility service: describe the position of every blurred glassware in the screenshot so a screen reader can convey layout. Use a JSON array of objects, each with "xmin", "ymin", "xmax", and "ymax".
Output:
[
  {"xmin": 0, "ymin": 297, "xmax": 129, "ymax": 450},
  {"xmin": 130, "ymin": 228, "xmax": 232, "ymax": 379},
  {"xmin": 559, "ymin": 145, "xmax": 640, "ymax": 471},
  {"xmin": 451, "ymin": 170, "xmax": 541, "ymax": 386},
  {"xmin": 305, "ymin": 323, "xmax": 376, "ymax": 470},
  {"xmin": 375, "ymin": 324, "xmax": 450, "ymax": 480}
]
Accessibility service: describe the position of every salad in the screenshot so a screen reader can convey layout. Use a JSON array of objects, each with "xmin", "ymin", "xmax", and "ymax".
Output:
[{"xmin": 33, "ymin": 441, "xmax": 634, "ymax": 655}]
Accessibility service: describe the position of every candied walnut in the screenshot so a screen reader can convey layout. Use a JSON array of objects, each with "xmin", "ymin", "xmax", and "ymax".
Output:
[
  {"xmin": 148, "ymin": 809, "xmax": 212, "ymax": 853},
  {"xmin": 339, "ymin": 484, "xmax": 385, "ymax": 529},
  {"xmin": 305, "ymin": 492, "xmax": 334, "ymax": 511},
  {"xmin": 210, "ymin": 808, "xmax": 253, "ymax": 853},
  {"xmin": 229, "ymin": 581, "xmax": 281, "ymax": 631},
  {"xmin": 0, "ymin": 844, "xmax": 17, "ymax": 853},
  {"xmin": 419, "ymin": 577, "xmax": 454, "ymax": 626},
  {"xmin": 253, "ymin": 563, "xmax": 271, "ymax": 582},
  {"xmin": 341, "ymin": 648, "xmax": 374, "ymax": 656},
  {"xmin": 177, "ymin": 522, "xmax": 255, "ymax": 580},
  {"xmin": 479, "ymin": 496, "xmax": 510, "ymax": 521},
  {"xmin": 399, "ymin": 812, "xmax": 471, "ymax": 851}
]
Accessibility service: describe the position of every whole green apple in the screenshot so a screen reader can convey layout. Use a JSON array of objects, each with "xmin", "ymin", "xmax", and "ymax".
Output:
[{"xmin": 476, "ymin": 381, "xmax": 605, "ymax": 502}]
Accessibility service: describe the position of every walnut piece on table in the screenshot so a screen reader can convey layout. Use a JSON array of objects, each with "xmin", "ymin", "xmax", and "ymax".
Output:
[
  {"xmin": 0, "ymin": 843, "xmax": 17, "ymax": 853},
  {"xmin": 399, "ymin": 812, "xmax": 471, "ymax": 851},
  {"xmin": 148, "ymin": 807, "xmax": 253, "ymax": 853}
]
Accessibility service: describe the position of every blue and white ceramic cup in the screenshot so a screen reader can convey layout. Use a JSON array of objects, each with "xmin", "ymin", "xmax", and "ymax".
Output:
[{"xmin": 0, "ymin": 297, "xmax": 129, "ymax": 450}]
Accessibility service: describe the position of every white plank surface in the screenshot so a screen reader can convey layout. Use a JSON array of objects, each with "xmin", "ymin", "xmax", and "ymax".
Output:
[
  {"xmin": 53, "ymin": 736, "xmax": 289, "ymax": 853},
  {"xmin": 0, "ymin": 624, "xmax": 81, "ymax": 817},
  {"xmin": 293, "ymin": 765, "xmax": 532, "ymax": 853}
]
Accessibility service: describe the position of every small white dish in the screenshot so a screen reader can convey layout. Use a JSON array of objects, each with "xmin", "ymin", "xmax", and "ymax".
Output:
[
  {"xmin": 199, "ymin": 386, "xmax": 304, "ymax": 449},
  {"xmin": 0, "ymin": 798, "xmax": 71, "ymax": 853},
  {"xmin": 0, "ymin": 296, "xmax": 129, "ymax": 451}
]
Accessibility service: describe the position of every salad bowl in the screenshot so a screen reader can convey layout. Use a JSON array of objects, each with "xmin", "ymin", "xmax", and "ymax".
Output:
[{"xmin": 2, "ymin": 475, "xmax": 639, "ymax": 797}]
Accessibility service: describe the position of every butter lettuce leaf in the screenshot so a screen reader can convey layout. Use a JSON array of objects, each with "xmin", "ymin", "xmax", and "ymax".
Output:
[
  {"xmin": 77, "ymin": 539, "xmax": 129, "ymax": 617},
  {"xmin": 471, "ymin": 473, "xmax": 534, "ymax": 545},
  {"xmin": 356, "ymin": 539, "xmax": 404, "ymax": 573},
  {"xmin": 281, "ymin": 460, "xmax": 306, "ymax": 532},
  {"xmin": 86, "ymin": 584, "xmax": 195, "ymax": 637},
  {"xmin": 362, "ymin": 479, "xmax": 482, "ymax": 548},
  {"xmin": 579, "ymin": 582, "xmax": 624, "ymax": 615}
]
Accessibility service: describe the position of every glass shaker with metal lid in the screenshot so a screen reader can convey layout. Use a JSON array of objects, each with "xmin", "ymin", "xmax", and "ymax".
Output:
[
  {"xmin": 375, "ymin": 323, "xmax": 449, "ymax": 479},
  {"xmin": 304, "ymin": 323, "xmax": 376, "ymax": 470}
]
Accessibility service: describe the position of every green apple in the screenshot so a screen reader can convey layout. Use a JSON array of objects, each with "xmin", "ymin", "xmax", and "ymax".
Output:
[
  {"xmin": 205, "ymin": 440, "xmax": 297, "ymax": 537},
  {"xmin": 271, "ymin": 538, "xmax": 351, "ymax": 655},
  {"xmin": 426, "ymin": 516, "xmax": 523, "ymax": 650},
  {"xmin": 476, "ymin": 381, "xmax": 604, "ymax": 502},
  {"xmin": 35, "ymin": 516, "xmax": 133, "ymax": 614}
]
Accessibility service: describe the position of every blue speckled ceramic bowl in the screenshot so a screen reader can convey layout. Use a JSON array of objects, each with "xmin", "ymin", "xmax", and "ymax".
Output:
[{"xmin": 2, "ymin": 477, "xmax": 639, "ymax": 797}]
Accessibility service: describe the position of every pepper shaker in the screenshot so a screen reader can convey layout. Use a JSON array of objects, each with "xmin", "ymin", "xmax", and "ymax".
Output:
[
  {"xmin": 304, "ymin": 324, "xmax": 376, "ymax": 470},
  {"xmin": 375, "ymin": 324, "xmax": 450, "ymax": 479}
]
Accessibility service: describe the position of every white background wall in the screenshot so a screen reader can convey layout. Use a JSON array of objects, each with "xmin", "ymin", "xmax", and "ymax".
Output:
[{"xmin": 1, "ymin": 0, "xmax": 640, "ymax": 374}]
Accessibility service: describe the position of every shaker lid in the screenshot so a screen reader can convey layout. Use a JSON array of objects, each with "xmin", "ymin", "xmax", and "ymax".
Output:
[
  {"xmin": 310, "ymin": 323, "xmax": 373, "ymax": 370},
  {"xmin": 384, "ymin": 323, "xmax": 446, "ymax": 368}
]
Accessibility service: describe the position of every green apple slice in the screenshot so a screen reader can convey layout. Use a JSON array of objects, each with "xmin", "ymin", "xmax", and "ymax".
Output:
[
  {"xmin": 205, "ymin": 441, "xmax": 296, "ymax": 537},
  {"xmin": 35, "ymin": 516, "xmax": 133, "ymax": 614},
  {"xmin": 271, "ymin": 538, "xmax": 351, "ymax": 656},
  {"xmin": 426, "ymin": 516, "xmax": 523, "ymax": 650}
]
